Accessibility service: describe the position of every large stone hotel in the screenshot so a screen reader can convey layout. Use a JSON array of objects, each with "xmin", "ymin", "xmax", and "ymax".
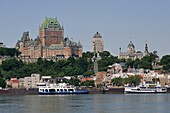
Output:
[{"xmin": 16, "ymin": 17, "xmax": 82, "ymax": 59}]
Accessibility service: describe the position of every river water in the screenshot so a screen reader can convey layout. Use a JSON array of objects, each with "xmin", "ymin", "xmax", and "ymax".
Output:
[{"xmin": 0, "ymin": 94, "xmax": 170, "ymax": 113}]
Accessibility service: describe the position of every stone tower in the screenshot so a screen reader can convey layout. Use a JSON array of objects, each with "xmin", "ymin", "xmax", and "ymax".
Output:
[{"xmin": 92, "ymin": 32, "xmax": 104, "ymax": 53}]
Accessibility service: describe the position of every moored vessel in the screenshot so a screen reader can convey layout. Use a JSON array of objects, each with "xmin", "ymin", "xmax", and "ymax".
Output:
[
  {"xmin": 38, "ymin": 83, "xmax": 89, "ymax": 95},
  {"xmin": 124, "ymin": 84, "xmax": 167, "ymax": 94}
]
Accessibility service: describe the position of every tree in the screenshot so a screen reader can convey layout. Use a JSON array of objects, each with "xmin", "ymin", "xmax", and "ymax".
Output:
[
  {"xmin": 139, "ymin": 60, "xmax": 152, "ymax": 69},
  {"xmin": 74, "ymin": 66, "xmax": 84, "ymax": 76},
  {"xmin": 76, "ymin": 58, "xmax": 88, "ymax": 72},
  {"xmin": 125, "ymin": 59, "xmax": 134, "ymax": 68},
  {"xmin": 0, "ymin": 78, "xmax": 6, "ymax": 88},
  {"xmin": 0, "ymin": 70, "xmax": 2, "ymax": 78},
  {"xmin": 82, "ymin": 51, "xmax": 93, "ymax": 58},
  {"xmin": 127, "ymin": 76, "xmax": 141, "ymax": 86},
  {"xmin": 160, "ymin": 55, "xmax": 170, "ymax": 72},
  {"xmin": 99, "ymin": 51, "xmax": 111, "ymax": 58},
  {"xmin": 63, "ymin": 66, "xmax": 74, "ymax": 76},
  {"xmin": 81, "ymin": 80, "xmax": 95, "ymax": 87},
  {"xmin": 0, "ymin": 47, "xmax": 20, "ymax": 57},
  {"xmin": 1, "ymin": 58, "xmax": 23, "ymax": 71},
  {"xmin": 83, "ymin": 70, "xmax": 94, "ymax": 77},
  {"xmin": 69, "ymin": 78, "xmax": 81, "ymax": 86},
  {"xmin": 111, "ymin": 77, "xmax": 124, "ymax": 86}
]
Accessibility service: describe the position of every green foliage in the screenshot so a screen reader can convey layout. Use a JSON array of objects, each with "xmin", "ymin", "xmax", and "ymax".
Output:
[
  {"xmin": 81, "ymin": 80, "xmax": 95, "ymax": 87},
  {"xmin": 83, "ymin": 70, "xmax": 94, "ymax": 77},
  {"xmin": 2, "ymin": 58, "xmax": 23, "ymax": 71},
  {"xmin": 63, "ymin": 66, "xmax": 74, "ymax": 76},
  {"xmin": 111, "ymin": 77, "xmax": 125, "ymax": 86},
  {"xmin": 139, "ymin": 60, "xmax": 152, "ymax": 69},
  {"xmin": 82, "ymin": 51, "xmax": 93, "ymax": 58},
  {"xmin": 99, "ymin": 51, "xmax": 111, "ymax": 58},
  {"xmin": 125, "ymin": 59, "xmax": 134, "ymax": 68},
  {"xmin": 98, "ymin": 55, "xmax": 120, "ymax": 71},
  {"xmin": 111, "ymin": 76, "xmax": 141, "ymax": 86},
  {"xmin": 0, "ymin": 47, "xmax": 20, "ymax": 57},
  {"xmin": 0, "ymin": 70, "xmax": 2, "ymax": 78},
  {"xmin": 69, "ymin": 78, "xmax": 81, "ymax": 86},
  {"xmin": 0, "ymin": 78, "xmax": 6, "ymax": 88},
  {"xmin": 127, "ymin": 76, "xmax": 141, "ymax": 86},
  {"xmin": 160, "ymin": 55, "xmax": 170, "ymax": 72}
]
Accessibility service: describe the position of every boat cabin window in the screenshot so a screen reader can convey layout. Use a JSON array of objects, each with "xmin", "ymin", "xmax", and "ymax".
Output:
[
  {"xmin": 45, "ymin": 89, "xmax": 48, "ymax": 92},
  {"xmin": 140, "ymin": 87, "xmax": 146, "ymax": 88},
  {"xmin": 49, "ymin": 89, "xmax": 55, "ymax": 92},
  {"xmin": 70, "ymin": 89, "xmax": 74, "ymax": 92},
  {"xmin": 57, "ymin": 89, "xmax": 59, "ymax": 92},
  {"xmin": 64, "ymin": 89, "xmax": 67, "ymax": 92},
  {"xmin": 40, "ymin": 89, "xmax": 44, "ymax": 92},
  {"xmin": 60, "ymin": 89, "xmax": 63, "ymax": 92}
]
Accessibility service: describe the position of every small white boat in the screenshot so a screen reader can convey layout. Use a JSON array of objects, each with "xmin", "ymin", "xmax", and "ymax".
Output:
[
  {"xmin": 124, "ymin": 84, "xmax": 167, "ymax": 94},
  {"xmin": 38, "ymin": 83, "xmax": 89, "ymax": 95}
]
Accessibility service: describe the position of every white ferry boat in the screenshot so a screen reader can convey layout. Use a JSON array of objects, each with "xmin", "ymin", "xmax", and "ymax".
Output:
[
  {"xmin": 38, "ymin": 83, "xmax": 89, "ymax": 95},
  {"xmin": 124, "ymin": 84, "xmax": 167, "ymax": 94}
]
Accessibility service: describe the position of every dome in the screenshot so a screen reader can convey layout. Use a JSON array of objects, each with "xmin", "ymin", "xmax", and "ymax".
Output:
[
  {"xmin": 93, "ymin": 32, "xmax": 102, "ymax": 38},
  {"xmin": 128, "ymin": 41, "xmax": 135, "ymax": 48}
]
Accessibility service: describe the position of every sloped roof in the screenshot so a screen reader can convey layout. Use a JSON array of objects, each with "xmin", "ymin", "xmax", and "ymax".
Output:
[{"xmin": 93, "ymin": 32, "xmax": 102, "ymax": 38}]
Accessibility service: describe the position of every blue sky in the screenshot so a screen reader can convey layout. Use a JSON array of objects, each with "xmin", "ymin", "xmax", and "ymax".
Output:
[{"xmin": 0, "ymin": 0, "xmax": 170, "ymax": 57}]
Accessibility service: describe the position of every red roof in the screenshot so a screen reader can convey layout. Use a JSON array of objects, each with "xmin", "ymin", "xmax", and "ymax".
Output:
[
  {"xmin": 81, "ymin": 78, "xmax": 93, "ymax": 82},
  {"xmin": 11, "ymin": 79, "xmax": 19, "ymax": 83}
]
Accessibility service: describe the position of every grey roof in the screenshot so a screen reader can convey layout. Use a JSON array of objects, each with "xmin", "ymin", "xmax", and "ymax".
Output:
[
  {"xmin": 128, "ymin": 41, "xmax": 135, "ymax": 48},
  {"xmin": 93, "ymin": 32, "xmax": 102, "ymax": 38}
]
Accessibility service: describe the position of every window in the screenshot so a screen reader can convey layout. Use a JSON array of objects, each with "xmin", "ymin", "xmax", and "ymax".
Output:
[
  {"xmin": 60, "ymin": 89, "xmax": 63, "ymax": 92},
  {"xmin": 64, "ymin": 89, "xmax": 67, "ymax": 92}
]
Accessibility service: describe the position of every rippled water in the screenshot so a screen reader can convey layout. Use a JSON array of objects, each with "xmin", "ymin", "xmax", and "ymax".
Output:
[{"xmin": 0, "ymin": 94, "xmax": 170, "ymax": 113}]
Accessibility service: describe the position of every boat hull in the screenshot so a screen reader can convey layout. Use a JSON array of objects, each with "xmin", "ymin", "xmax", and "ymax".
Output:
[
  {"xmin": 124, "ymin": 86, "xmax": 167, "ymax": 94},
  {"xmin": 39, "ymin": 90, "xmax": 89, "ymax": 95},
  {"xmin": 125, "ymin": 91, "xmax": 167, "ymax": 94}
]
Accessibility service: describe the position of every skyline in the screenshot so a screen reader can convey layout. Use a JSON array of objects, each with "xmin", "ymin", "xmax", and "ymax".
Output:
[{"xmin": 0, "ymin": 0, "xmax": 170, "ymax": 57}]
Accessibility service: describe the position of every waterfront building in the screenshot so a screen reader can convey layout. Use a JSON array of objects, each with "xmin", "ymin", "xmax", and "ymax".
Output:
[
  {"xmin": 118, "ymin": 41, "xmax": 149, "ymax": 60},
  {"xmin": 92, "ymin": 32, "xmax": 104, "ymax": 53},
  {"xmin": 24, "ymin": 74, "xmax": 40, "ymax": 88},
  {"xmin": 19, "ymin": 78, "xmax": 24, "ymax": 88},
  {"xmin": 94, "ymin": 72, "xmax": 107, "ymax": 87},
  {"xmin": 16, "ymin": 17, "xmax": 82, "ymax": 59},
  {"xmin": 7, "ymin": 78, "xmax": 19, "ymax": 88}
]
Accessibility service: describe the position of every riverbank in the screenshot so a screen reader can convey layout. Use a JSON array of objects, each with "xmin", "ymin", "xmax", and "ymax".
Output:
[
  {"xmin": 0, "ymin": 88, "xmax": 38, "ymax": 95},
  {"xmin": 1, "ymin": 87, "xmax": 170, "ymax": 95}
]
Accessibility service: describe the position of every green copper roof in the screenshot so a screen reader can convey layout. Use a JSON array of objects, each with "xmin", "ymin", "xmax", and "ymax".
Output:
[{"xmin": 40, "ymin": 17, "xmax": 62, "ymax": 29}]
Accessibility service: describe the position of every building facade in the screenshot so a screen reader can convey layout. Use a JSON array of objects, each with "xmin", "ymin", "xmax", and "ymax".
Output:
[
  {"xmin": 7, "ymin": 78, "xmax": 19, "ymax": 88},
  {"xmin": 92, "ymin": 32, "xmax": 104, "ymax": 53},
  {"xmin": 16, "ymin": 17, "xmax": 82, "ymax": 59},
  {"xmin": 24, "ymin": 74, "xmax": 40, "ymax": 88},
  {"xmin": 118, "ymin": 41, "xmax": 149, "ymax": 60}
]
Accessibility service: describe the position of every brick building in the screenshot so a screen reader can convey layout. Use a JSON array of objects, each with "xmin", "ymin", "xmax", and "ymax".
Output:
[{"xmin": 16, "ymin": 17, "xmax": 82, "ymax": 59}]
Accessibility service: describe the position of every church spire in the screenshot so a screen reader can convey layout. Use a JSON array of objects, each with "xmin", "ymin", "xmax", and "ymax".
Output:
[{"xmin": 144, "ymin": 41, "xmax": 149, "ymax": 55}]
